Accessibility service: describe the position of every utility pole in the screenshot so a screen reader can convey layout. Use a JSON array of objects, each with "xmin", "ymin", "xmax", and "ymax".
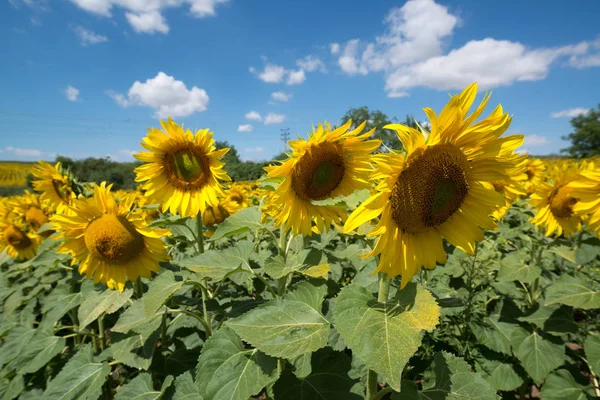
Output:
[{"xmin": 280, "ymin": 128, "xmax": 290, "ymax": 151}]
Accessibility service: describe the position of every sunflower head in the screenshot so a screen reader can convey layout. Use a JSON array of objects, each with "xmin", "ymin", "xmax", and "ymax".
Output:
[
  {"xmin": 134, "ymin": 118, "xmax": 231, "ymax": 218},
  {"xmin": 264, "ymin": 120, "xmax": 381, "ymax": 236},
  {"xmin": 0, "ymin": 221, "xmax": 38, "ymax": 260},
  {"xmin": 31, "ymin": 161, "xmax": 75, "ymax": 213},
  {"xmin": 52, "ymin": 182, "xmax": 170, "ymax": 292},
  {"xmin": 568, "ymin": 164, "xmax": 600, "ymax": 234},
  {"xmin": 345, "ymin": 82, "xmax": 524, "ymax": 287}
]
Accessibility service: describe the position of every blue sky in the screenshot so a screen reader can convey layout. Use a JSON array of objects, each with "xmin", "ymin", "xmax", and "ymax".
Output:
[{"xmin": 1, "ymin": 0, "xmax": 599, "ymax": 162}]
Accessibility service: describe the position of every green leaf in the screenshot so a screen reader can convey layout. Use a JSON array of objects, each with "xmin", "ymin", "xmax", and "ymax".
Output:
[
  {"xmin": 172, "ymin": 372, "xmax": 203, "ymax": 400},
  {"xmin": 545, "ymin": 275, "xmax": 600, "ymax": 309},
  {"xmin": 540, "ymin": 369, "xmax": 592, "ymax": 400},
  {"xmin": 496, "ymin": 259, "xmax": 541, "ymax": 284},
  {"xmin": 104, "ymin": 331, "xmax": 160, "ymax": 370},
  {"xmin": 286, "ymin": 281, "xmax": 327, "ymax": 313},
  {"xmin": 195, "ymin": 326, "xmax": 278, "ymax": 400},
  {"xmin": 290, "ymin": 353, "xmax": 312, "ymax": 379},
  {"xmin": 41, "ymin": 344, "xmax": 110, "ymax": 400},
  {"xmin": 584, "ymin": 334, "xmax": 600, "ymax": 375},
  {"xmin": 78, "ymin": 288, "xmax": 133, "ymax": 331},
  {"xmin": 112, "ymin": 300, "xmax": 164, "ymax": 337},
  {"xmin": 395, "ymin": 352, "xmax": 499, "ymax": 400},
  {"xmin": 476, "ymin": 359, "xmax": 523, "ymax": 391},
  {"xmin": 114, "ymin": 373, "xmax": 166, "ymax": 400},
  {"xmin": 0, "ymin": 374, "xmax": 24, "ymax": 400},
  {"xmin": 333, "ymin": 283, "xmax": 440, "ymax": 392},
  {"xmin": 511, "ymin": 328, "xmax": 566, "ymax": 384},
  {"xmin": 549, "ymin": 246, "xmax": 576, "ymax": 264},
  {"xmin": 17, "ymin": 330, "xmax": 66, "ymax": 374},
  {"xmin": 210, "ymin": 206, "xmax": 263, "ymax": 240},
  {"xmin": 143, "ymin": 271, "xmax": 184, "ymax": 317},
  {"xmin": 575, "ymin": 243, "xmax": 600, "ymax": 265},
  {"xmin": 518, "ymin": 304, "xmax": 578, "ymax": 334},
  {"xmin": 0, "ymin": 326, "xmax": 36, "ymax": 368},
  {"xmin": 226, "ymin": 297, "xmax": 329, "ymax": 360},
  {"xmin": 273, "ymin": 348, "xmax": 362, "ymax": 400},
  {"xmin": 39, "ymin": 284, "xmax": 85, "ymax": 328},
  {"xmin": 180, "ymin": 241, "xmax": 253, "ymax": 283},
  {"xmin": 471, "ymin": 314, "xmax": 515, "ymax": 355},
  {"xmin": 264, "ymin": 248, "xmax": 323, "ymax": 280}
]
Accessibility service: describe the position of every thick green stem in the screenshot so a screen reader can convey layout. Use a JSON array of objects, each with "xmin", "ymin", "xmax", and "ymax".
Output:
[
  {"xmin": 135, "ymin": 277, "xmax": 144, "ymax": 299},
  {"xmin": 98, "ymin": 313, "xmax": 106, "ymax": 352},
  {"xmin": 201, "ymin": 284, "xmax": 213, "ymax": 337},
  {"xmin": 277, "ymin": 228, "xmax": 291, "ymax": 297},
  {"xmin": 367, "ymin": 273, "xmax": 391, "ymax": 399},
  {"xmin": 161, "ymin": 313, "xmax": 168, "ymax": 348},
  {"xmin": 196, "ymin": 213, "xmax": 204, "ymax": 253}
]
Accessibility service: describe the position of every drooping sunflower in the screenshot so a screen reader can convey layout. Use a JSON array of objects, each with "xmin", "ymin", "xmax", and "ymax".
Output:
[
  {"xmin": 52, "ymin": 182, "xmax": 170, "ymax": 292},
  {"xmin": 0, "ymin": 221, "xmax": 38, "ymax": 260},
  {"xmin": 344, "ymin": 83, "xmax": 524, "ymax": 287},
  {"xmin": 223, "ymin": 184, "xmax": 252, "ymax": 214},
  {"xmin": 8, "ymin": 190, "xmax": 54, "ymax": 236},
  {"xmin": 202, "ymin": 202, "xmax": 231, "ymax": 237},
  {"xmin": 31, "ymin": 161, "xmax": 75, "ymax": 214},
  {"xmin": 264, "ymin": 120, "xmax": 381, "ymax": 236},
  {"xmin": 134, "ymin": 118, "xmax": 231, "ymax": 218},
  {"xmin": 529, "ymin": 165, "xmax": 582, "ymax": 237},
  {"xmin": 568, "ymin": 162, "xmax": 600, "ymax": 235}
]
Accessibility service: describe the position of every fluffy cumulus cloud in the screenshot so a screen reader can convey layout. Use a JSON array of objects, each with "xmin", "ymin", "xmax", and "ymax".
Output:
[
  {"xmin": 68, "ymin": 0, "xmax": 227, "ymax": 34},
  {"xmin": 125, "ymin": 11, "xmax": 169, "ymax": 34},
  {"xmin": 237, "ymin": 124, "xmax": 253, "ymax": 132},
  {"xmin": 524, "ymin": 135, "xmax": 550, "ymax": 147},
  {"xmin": 330, "ymin": 43, "xmax": 340, "ymax": 55},
  {"xmin": 245, "ymin": 111, "xmax": 262, "ymax": 121},
  {"xmin": 296, "ymin": 56, "xmax": 327, "ymax": 73},
  {"xmin": 2, "ymin": 146, "xmax": 43, "ymax": 157},
  {"xmin": 271, "ymin": 91, "xmax": 291, "ymax": 102},
  {"xmin": 264, "ymin": 113, "xmax": 285, "ymax": 125},
  {"xmin": 65, "ymin": 85, "xmax": 80, "ymax": 101},
  {"xmin": 72, "ymin": 26, "xmax": 108, "ymax": 45},
  {"xmin": 251, "ymin": 55, "xmax": 325, "ymax": 86},
  {"xmin": 335, "ymin": 0, "xmax": 600, "ymax": 97},
  {"xmin": 550, "ymin": 107, "xmax": 591, "ymax": 118},
  {"xmin": 107, "ymin": 72, "xmax": 209, "ymax": 118}
]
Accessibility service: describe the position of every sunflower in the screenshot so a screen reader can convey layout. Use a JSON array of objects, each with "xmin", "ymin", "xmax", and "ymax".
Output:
[
  {"xmin": 344, "ymin": 83, "xmax": 524, "ymax": 287},
  {"xmin": 8, "ymin": 190, "xmax": 54, "ymax": 236},
  {"xmin": 569, "ymin": 162, "xmax": 600, "ymax": 234},
  {"xmin": 202, "ymin": 202, "xmax": 231, "ymax": 237},
  {"xmin": 530, "ymin": 166, "xmax": 582, "ymax": 237},
  {"xmin": 524, "ymin": 158, "xmax": 546, "ymax": 196},
  {"xmin": 0, "ymin": 221, "xmax": 38, "ymax": 260},
  {"xmin": 52, "ymin": 182, "xmax": 170, "ymax": 292},
  {"xmin": 223, "ymin": 184, "xmax": 251, "ymax": 214},
  {"xmin": 491, "ymin": 156, "xmax": 528, "ymax": 221},
  {"xmin": 134, "ymin": 118, "xmax": 231, "ymax": 218},
  {"xmin": 31, "ymin": 161, "xmax": 75, "ymax": 214},
  {"xmin": 264, "ymin": 120, "xmax": 381, "ymax": 236}
]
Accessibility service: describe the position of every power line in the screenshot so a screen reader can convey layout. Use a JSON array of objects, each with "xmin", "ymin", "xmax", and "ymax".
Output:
[{"xmin": 280, "ymin": 128, "xmax": 290, "ymax": 151}]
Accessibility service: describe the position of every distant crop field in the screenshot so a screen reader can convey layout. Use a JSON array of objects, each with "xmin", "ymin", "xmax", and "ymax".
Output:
[{"xmin": 0, "ymin": 162, "xmax": 33, "ymax": 187}]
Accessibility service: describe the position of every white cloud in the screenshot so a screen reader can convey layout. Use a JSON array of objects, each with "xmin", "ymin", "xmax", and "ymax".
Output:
[
  {"xmin": 286, "ymin": 69, "xmax": 306, "ymax": 85},
  {"xmin": 271, "ymin": 91, "xmax": 292, "ymax": 102},
  {"xmin": 264, "ymin": 113, "xmax": 285, "ymax": 125},
  {"xmin": 524, "ymin": 135, "xmax": 550, "ymax": 147},
  {"xmin": 243, "ymin": 146, "xmax": 264, "ymax": 153},
  {"xmin": 4, "ymin": 146, "xmax": 43, "ymax": 157},
  {"xmin": 237, "ymin": 124, "xmax": 253, "ymax": 132},
  {"xmin": 65, "ymin": 85, "xmax": 80, "ymax": 101},
  {"xmin": 68, "ymin": 0, "xmax": 227, "ymax": 33},
  {"xmin": 330, "ymin": 42, "xmax": 340, "ymax": 55},
  {"xmin": 257, "ymin": 64, "xmax": 287, "ymax": 83},
  {"xmin": 30, "ymin": 16, "xmax": 41, "ymax": 26},
  {"xmin": 550, "ymin": 107, "xmax": 591, "ymax": 118},
  {"xmin": 245, "ymin": 111, "xmax": 262, "ymax": 121},
  {"xmin": 125, "ymin": 11, "xmax": 169, "ymax": 34},
  {"xmin": 107, "ymin": 72, "xmax": 209, "ymax": 118},
  {"xmin": 72, "ymin": 26, "xmax": 108, "ymax": 45},
  {"xmin": 335, "ymin": 0, "xmax": 600, "ymax": 96},
  {"xmin": 296, "ymin": 55, "xmax": 326, "ymax": 73}
]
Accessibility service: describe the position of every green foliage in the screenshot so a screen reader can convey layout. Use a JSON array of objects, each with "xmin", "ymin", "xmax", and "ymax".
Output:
[
  {"xmin": 561, "ymin": 105, "xmax": 600, "ymax": 158},
  {"xmin": 0, "ymin": 194, "xmax": 599, "ymax": 399}
]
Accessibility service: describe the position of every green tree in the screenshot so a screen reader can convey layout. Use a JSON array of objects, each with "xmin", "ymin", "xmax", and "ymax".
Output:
[
  {"xmin": 561, "ymin": 105, "xmax": 600, "ymax": 158},
  {"xmin": 341, "ymin": 106, "xmax": 418, "ymax": 151}
]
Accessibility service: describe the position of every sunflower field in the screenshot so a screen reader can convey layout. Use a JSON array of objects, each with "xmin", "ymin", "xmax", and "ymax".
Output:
[
  {"xmin": 0, "ymin": 163, "xmax": 33, "ymax": 188},
  {"xmin": 1, "ymin": 83, "xmax": 599, "ymax": 400}
]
